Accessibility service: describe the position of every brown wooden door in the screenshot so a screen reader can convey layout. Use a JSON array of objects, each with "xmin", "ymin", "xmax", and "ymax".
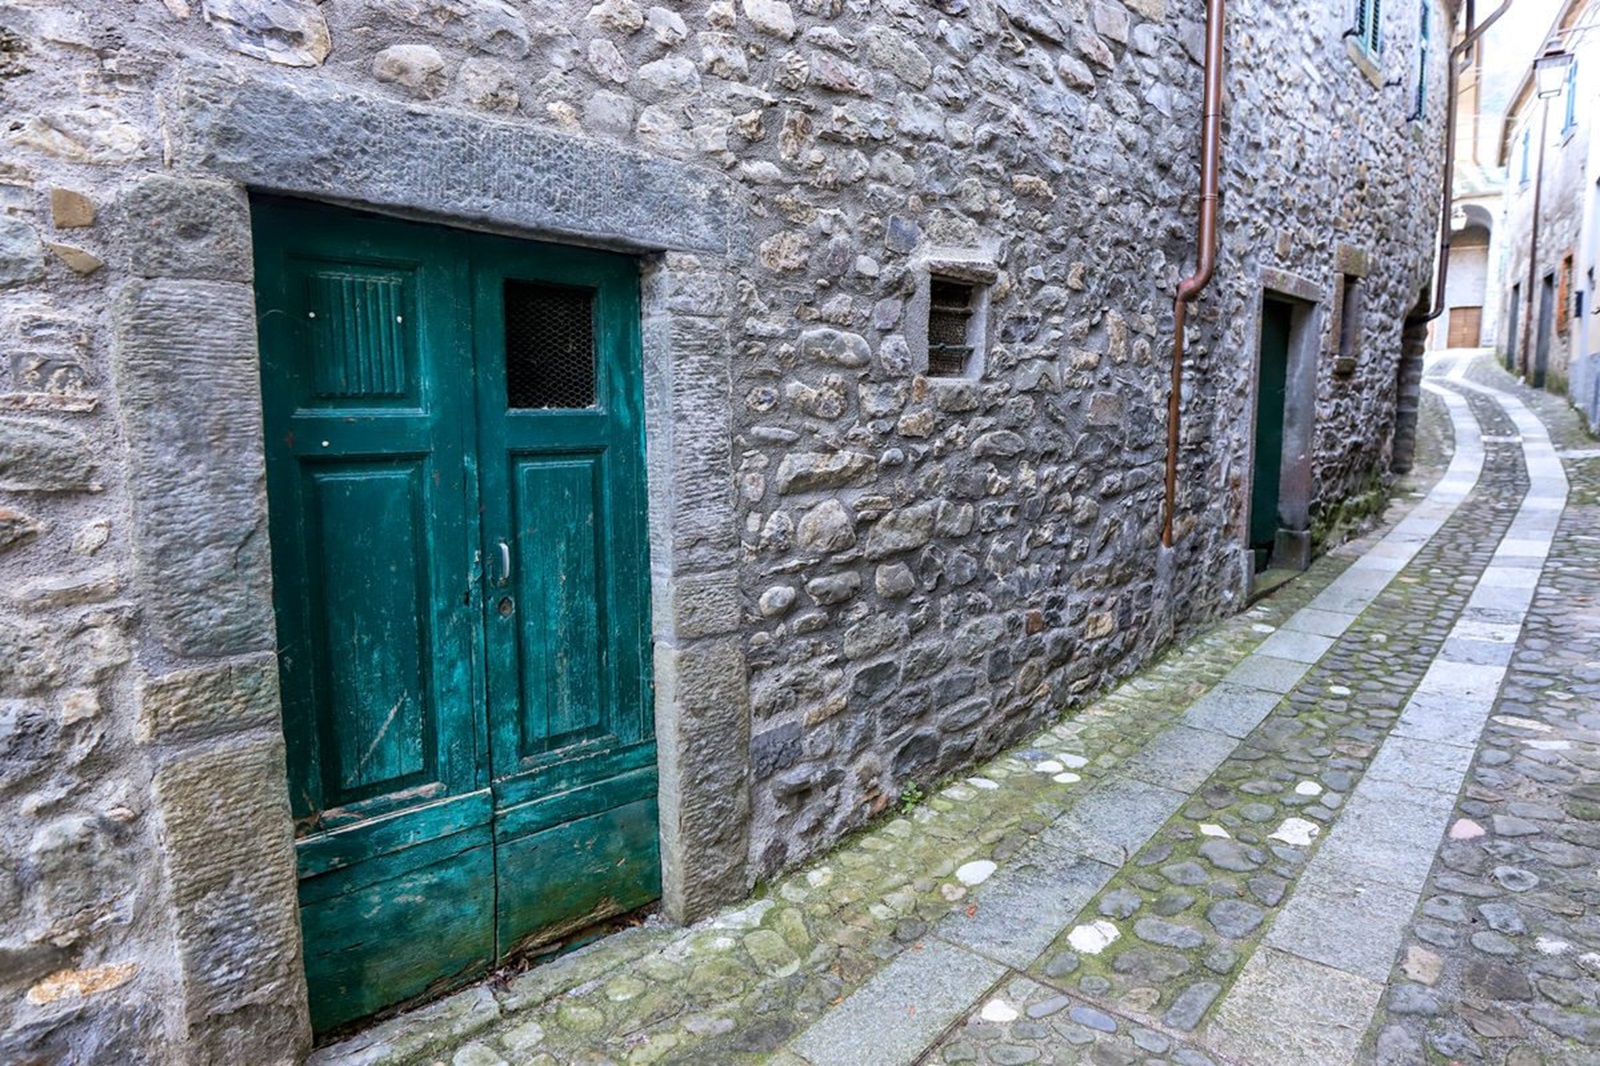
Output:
[{"xmin": 1447, "ymin": 306, "xmax": 1482, "ymax": 348}]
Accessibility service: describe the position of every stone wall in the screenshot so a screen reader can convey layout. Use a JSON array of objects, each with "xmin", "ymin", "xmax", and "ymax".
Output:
[{"xmin": 0, "ymin": 0, "xmax": 1450, "ymax": 1058}]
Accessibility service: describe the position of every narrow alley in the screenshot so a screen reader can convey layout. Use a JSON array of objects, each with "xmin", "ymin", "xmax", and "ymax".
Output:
[{"xmin": 312, "ymin": 354, "xmax": 1600, "ymax": 1066}]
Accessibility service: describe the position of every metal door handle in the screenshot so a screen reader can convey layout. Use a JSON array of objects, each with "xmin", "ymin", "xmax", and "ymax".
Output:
[{"xmin": 495, "ymin": 539, "xmax": 512, "ymax": 587}]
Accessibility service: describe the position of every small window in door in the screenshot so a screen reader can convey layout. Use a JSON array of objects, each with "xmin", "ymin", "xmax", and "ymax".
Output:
[{"xmin": 504, "ymin": 280, "xmax": 596, "ymax": 409}]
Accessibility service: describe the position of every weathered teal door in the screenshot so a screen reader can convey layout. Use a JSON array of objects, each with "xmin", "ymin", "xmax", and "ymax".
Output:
[
  {"xmin": 253, "ymin": 199, "xmax": 657, "ymax": 1034},
  {"xmin": 1250, "ymin": 299, "xmax": 1292, "ymax": 570}
]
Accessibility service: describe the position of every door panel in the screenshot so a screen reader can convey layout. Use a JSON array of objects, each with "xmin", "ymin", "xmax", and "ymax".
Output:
[
  {"xmin": 307, "ymin": 462, "xmax": 433, "ymax": 795},
  {"xmin": 471, "ymin": 236, "xmax": 658, "ymax": 954},
  {"xmin": 296, "ymin": 825, "xmax": 495, "ymax": 1034},
  {"xmin": 495, "ymin": 797, "xmax": 661, "ymax": 956},
  {"xmin": 255, "ymin": 199, "xmax": 658, "ymax": 1033},
  {"xmin": 512, "ymin": 454, "xmax": 607, "ymax": 750},
  {"xmin": 255, "ymin": 201, "xmax": 491, "ymax": 1032},
  {"xmin": 1447, "ymin": 306, "xmax": 1482, "ymax": 349}
]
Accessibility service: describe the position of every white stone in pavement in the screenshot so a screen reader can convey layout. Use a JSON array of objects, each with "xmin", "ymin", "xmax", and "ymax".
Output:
[
  {"xmin": 1269, "ymin": 818, "xmax": 1320, "ymax": 846},
  {"xmin": 1294, "ymin": 781, "xmax": 1323, "ymax": 796},
  {"xmin": 1491, "ymin": 714, "xmax": 1552, "ymax": 732},
  {"xmin": 956, "ymin": 861, "xmax": 996, "ymax": 886},
  {"xmin": 979, "ymin": 999, "xmax": 1017, "ymax": 1023},
  {"xmin": 1066, "ymin": 920, "xmax": 1119, "ymax": 955}
]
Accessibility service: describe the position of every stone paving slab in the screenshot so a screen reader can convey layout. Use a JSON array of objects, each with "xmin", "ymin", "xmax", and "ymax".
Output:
[
  {"xmin": 789, "ymin": 938, "xmax": 1005, "ymax": 1066},
  {"xmin": 1221, "ymin": 653, "xmax": 1312, "ymax": 694},
  {"xmin": 1207, "ymin": 946, "xmax": 1384, "ymax": 1066},
  {"xmin": 1264, "ymin": 874, "xmax": 1423, "ymax": 981},
  {"xmin": 1177, "ymin": 683, "xmax": 1281, "ymax": 739},
  {"xmin": 1115, "ymin": 725, "xmax": 1243, "ymax": 793},
  {"xmin": 1251, "ymin": 627, "xmax": 1337, "ymax": 664},
  {"xmin": 1363, "ymin": 735, "xmax": 1476, "ymax": 795},
  {"xmin": 1278, "ymin": 606, "xmax": 1360, "ymax": 638},
  {"xmin": 933, "ymin": 845, "xmax": 1116, "ymax": 968},
  {"xmin": 1038, "ymin": 775, "xmax": 1189, "ymax": 866}
]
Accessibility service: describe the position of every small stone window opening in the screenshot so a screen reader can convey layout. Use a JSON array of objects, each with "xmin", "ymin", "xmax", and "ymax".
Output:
[
  {"xmin": 1335, "ymin": 274, "xmax": 1363, "ymax": 378},
  {"xmin": 1559, "ymin": 254, "xmax": 1573, "ymax": 333},
  {"xmin": 926, "ymin": 277, "xmax": 977, "ymax": 377}
]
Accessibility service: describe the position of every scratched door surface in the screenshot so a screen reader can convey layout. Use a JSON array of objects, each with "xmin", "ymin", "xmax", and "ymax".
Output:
[
  {"xmin": 253, "ymin": 199, "xmax": 657, "ymax": 1034},
  {"xmin": 470, "ymin": 235, "xmax": 660, "ymax": 959}
]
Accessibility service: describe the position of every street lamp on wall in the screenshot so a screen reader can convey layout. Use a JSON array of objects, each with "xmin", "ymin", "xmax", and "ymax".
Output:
[
  {"xmin": 1535, "ymin": 44, "xmax": 1575, "ymax": 97},
  {"xmin": 1520, "ymin": 42, "xmax": 1574, "ymax": 384}
]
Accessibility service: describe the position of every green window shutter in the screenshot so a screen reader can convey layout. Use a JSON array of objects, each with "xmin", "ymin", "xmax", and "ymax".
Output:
[
  {"xmin": 1413, "ymin": 1, "xmax": 1429, "ymax": 118},
  {"xmin": 1564, "ymin": 60, "xmax": 1578, "ymax": 133}
]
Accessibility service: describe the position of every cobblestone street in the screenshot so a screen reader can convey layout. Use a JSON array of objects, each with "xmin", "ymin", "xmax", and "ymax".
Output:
[{"xmin": 316, "ymin": 353, "xmax": 1600, "ymax": 1066}]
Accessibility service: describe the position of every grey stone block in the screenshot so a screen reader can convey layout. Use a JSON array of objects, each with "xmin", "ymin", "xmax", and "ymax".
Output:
[
  {"xmin": 1180, "ymin": 684, "xmax": 1280, "ymax": 739},
  {"xmin": 1362, "ymin": 735, "xmax": 1474, "ymax": 795},
  {"xmin": 1439, "ymin": 636, "xmax": 1515, "ymax": 666},
  {"xmin": 934, "ymin": 843, "xmax": 1116, "ymax": 968},
  {"xmin": 113, "ymin": 279, "xmax": 276, "ymax": 659},
  {"xmin": 0, "ymin": 213, "xmax": 46, "ymax": 287},
  {"xmin": 153, "ymin": 735, "xmax": 310, "ymax": 1062},
  {"xmin": 136, "ymin": 655, "xmax": 280, "ymax": 743},
  {"xmin": 177, "ymin": 65, "xmax": 733, "ymax": 255},
  {"xmin": 790, "ymin": 938, "xmax": 1003, "ymax": 1066},
  {"xmin": 1224, "ymin": 654, "xmax": 1311, "ymax": 695},
  {"xmin": 1208, "ymin": 947, "xmax": 1384, "ymax": 1066},
  {"xmin": 113, "ymin": 175, "xmax": 253, "ymax": 281},
  {"xmin": 1041, "ymin": 774, "xmax": 1187, "ymax": 866},
  {"xmin": 654, "ymin": 637, "xmax": 751, "ymax": 921},
  {"xmin": 1264, "ymin": 875, "xmax": 1417, "ymax": 981},
  {"xmin": 1313, "ymin": 790, "xmax": 1452, "ymax": 893},
  {"xmin": 1279, "ymin": 607, "xmax": 1359, "ymax": 638},
  {"xmin": 1116, "ymin": 725, "xmax": 1239, "ymax": 792},
  {"xmin": 1392, "ymin": 689, "xmax": 1495, "ymax": 749},
  {"xmin": 1252, "ymin": 628, "xmax": 1336, "ymax": 664},
  {"xmin": 0, "ymin": 416, "xmax": 98, "ymax": 492}
]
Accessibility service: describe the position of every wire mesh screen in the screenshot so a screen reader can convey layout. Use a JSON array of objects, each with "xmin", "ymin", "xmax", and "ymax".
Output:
[
  {"xmin": 927, "ymin": 278, "xmax": 974, "ymax": 377},
  {"xmin": 504, "ymin": 280, "xmax": 597, "ymax": 409}
]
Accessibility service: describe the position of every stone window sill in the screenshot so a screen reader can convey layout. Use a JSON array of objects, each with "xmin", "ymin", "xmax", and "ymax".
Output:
[{"xmin": 1345, "ymin": 37, "xmax": 1383, "ymax": 89}]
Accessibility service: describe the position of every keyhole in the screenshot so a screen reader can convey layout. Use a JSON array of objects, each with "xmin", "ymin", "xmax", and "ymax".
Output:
[{"xmin": 497, "ymin": 596, "xmax": 515, "ymax": 618}]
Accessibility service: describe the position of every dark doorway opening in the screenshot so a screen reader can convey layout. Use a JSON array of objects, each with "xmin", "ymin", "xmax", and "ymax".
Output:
[
  {"xmin": 1506, "ymin": 282, "xmax": 1520, "ymax": 372},
  {"xmin": 1535, "ymin": 272, "xmax": 1555, "ymax": 388},
  {"xmin": 1251, "ymin": 298, "xmax": 1294, "ymax": 573}
]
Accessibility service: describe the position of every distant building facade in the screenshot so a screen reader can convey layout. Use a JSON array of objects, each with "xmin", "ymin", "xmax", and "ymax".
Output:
[
  {"xmin": 1432, "ymin": 34, "xmax": 1507, "ymax": 351},
  {"xmin": 0, "ymin": 0, "xmax": 1454, "ymax": 1059},
  {"xmin": 1497, "ymin": 0, "xmax": 1600, "ymax": 424}
]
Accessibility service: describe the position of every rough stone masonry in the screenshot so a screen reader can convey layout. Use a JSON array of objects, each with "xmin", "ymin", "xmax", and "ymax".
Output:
[{"xmin": 0, "ymin": 0, "xmax": 1453, "ymax": 1060}]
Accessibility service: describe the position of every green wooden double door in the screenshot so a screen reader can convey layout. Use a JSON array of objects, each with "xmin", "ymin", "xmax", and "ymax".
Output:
[{"xmin": 253, "ymin": 200, "xmax": 658, "ymax": 1033}]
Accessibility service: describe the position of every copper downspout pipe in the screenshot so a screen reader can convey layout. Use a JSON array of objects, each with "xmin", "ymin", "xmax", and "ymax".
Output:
[
  {"xmin": 1419, "ymin": 0, "xmax": 1514, "ymax": 324},
  {"xmin": 1161, "ymin": 0, "xmax": 1226, "ymax": 549}
]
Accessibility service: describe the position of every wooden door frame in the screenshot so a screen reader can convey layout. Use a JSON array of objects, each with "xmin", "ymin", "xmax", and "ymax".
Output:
[
  {"xmin": 115, "ymin": 66, "xmax": 751, "ymax": 1058},
  {"xmin": 1243, "ymin": 269, "xmax": 1325, "ymax": 591}
]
